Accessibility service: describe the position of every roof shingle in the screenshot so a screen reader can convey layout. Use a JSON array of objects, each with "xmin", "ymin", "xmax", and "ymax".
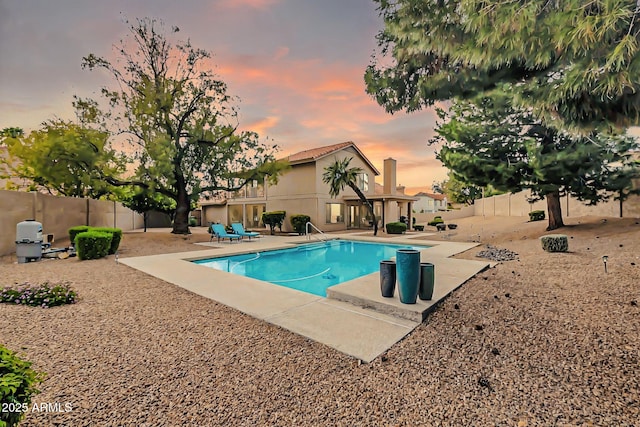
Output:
[
  {"xmin": 285, "ymin": 141, "xmax": 380, "ymax": 175},
  {"xmin": 287, "ymin": 141, "xmax": 354, "ymax": 163}
]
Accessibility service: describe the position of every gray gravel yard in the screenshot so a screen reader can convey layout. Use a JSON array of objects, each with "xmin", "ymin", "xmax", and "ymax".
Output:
[{"xmin": 1, "ymin": 216, "xmax": 639, "ymax": 426}]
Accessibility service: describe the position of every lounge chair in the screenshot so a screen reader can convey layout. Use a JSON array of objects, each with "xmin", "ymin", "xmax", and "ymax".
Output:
[
  {"xmin": 231, "ymin": 223, "xmax": 261, "ymax": 240},
  {"xmin": 210, "ymin": 223, "xmax": 241, "ymax": 243}
]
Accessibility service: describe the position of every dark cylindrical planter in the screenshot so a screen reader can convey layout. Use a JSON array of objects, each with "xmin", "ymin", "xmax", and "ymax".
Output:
[
  {"xmin": 379, "ymin": 260, "xmax": 396, "ymax": 297},
  {"xmin": 396, "ymin": 249, "xmax": 420, "ymax": 304},
  {"xmin": 419, "ymin": 262, "xmax": 435, "ymax": 300}
]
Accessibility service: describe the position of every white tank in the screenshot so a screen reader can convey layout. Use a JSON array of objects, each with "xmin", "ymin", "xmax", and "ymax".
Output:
[
  {"xmin": 15, "ymin": 220, "xmax": 43, "ymax": 263},
  {"xmin": 16, "ymin": 219, "xmax": 43, "ymax": 243}
]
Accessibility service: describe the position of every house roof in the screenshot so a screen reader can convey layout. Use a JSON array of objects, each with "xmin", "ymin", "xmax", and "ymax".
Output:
[
  {"xmin": 413, "ymin": 191, "xmax": 447, "ymax": 201},
  {"xmin": 286, "ymin": 141, "xmax": 380, "ymax": 175}
]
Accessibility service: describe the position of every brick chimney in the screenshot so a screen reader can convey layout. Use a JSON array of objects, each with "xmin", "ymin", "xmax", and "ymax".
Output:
[{"xmin": 383, "ymin": 158, "xmax": 397, "ymax": 195}]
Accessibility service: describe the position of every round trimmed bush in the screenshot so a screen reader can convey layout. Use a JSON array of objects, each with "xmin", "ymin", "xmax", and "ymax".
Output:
[
  {"xmin": 75, "ymin": 231, "xmax": 113, "ymax": 260},
  {"xmin": 91, "ymin": 227, "xmax": 122, "ymax": 254},
  {"xmin": 540, "ymin": 234, "xmax": 569, "ymax": 252},
  {"xmin": 262, "ymin": 211, "xmax": 286, "ymax": 235},
  {"xmin": 385, "ymin": 222, "xmax": 407, "ymax": 234},
  {"xmin": 428, "ymin": 216, "xmax": 444, "ymax": 226},
  {"xmin": 529, "ymin": 210, "xmax": 546, "ymax": 222},
  {"xmin": 68, "ymin": 226, "xmax": 90, "ymax": 245},
  {"xmin": 290, "ymin": 214, "xmax": 311, "ymax": 235}
]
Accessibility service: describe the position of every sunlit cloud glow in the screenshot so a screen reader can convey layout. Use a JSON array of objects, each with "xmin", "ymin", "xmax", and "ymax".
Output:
[
  {"xmin": 0, "ymin": 0, "xmax": 447, "ymax": 194},
  {"xmin": 217, "ymin": 0, "xmax": 282, "ymax": 10}
]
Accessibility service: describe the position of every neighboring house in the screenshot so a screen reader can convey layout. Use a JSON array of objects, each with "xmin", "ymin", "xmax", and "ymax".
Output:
[
  {"xmin": 200, "ymin": 141, "xmax": 417, "ymax": 232},
  {"xmin": 412, "ymin": 191, "xmax": 448, "ymax": 213}
]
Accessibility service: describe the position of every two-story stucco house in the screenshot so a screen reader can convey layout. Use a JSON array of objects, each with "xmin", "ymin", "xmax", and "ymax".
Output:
[
  {"xmin": 200, "ymin": 141, "xmax": 417, "ymax": 233},
  {"xmin": 412, "ymin": 191, "xmax": 448, "ymax": 213}
]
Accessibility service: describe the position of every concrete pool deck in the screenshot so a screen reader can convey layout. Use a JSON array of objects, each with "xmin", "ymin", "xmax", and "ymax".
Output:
[{"xmin": 119, "ymin": 233, "xmax": 489, "ymax": 362}]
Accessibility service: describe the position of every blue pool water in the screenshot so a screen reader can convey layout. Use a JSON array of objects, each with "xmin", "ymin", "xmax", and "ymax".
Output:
[{"xmin": 193, "ymin": 240, "xmax": 429, "ymax": 296}]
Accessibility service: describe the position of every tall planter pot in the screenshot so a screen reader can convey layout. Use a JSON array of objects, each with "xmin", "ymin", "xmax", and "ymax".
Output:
[
  {"xmin": 419, "ymin": 262, "xmax": 435, "ymax": 300},
  {"xmin": 379, "ymin": 260, "xmax": 396, "ymax": 297},
  {"xmin": 396, "ymin": 249, "xmax": 420, "ymax": 304}
]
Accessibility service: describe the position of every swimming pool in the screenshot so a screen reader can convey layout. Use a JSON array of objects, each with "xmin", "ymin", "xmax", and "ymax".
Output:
[{"xmin": 193, "ymin": 240, "xmax": 429, "ymax": 296}]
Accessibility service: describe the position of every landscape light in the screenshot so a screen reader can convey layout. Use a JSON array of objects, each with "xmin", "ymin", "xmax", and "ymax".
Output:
[{"xmin": 602, "ymin": 255, "xmax": 609, "ymax": 273}]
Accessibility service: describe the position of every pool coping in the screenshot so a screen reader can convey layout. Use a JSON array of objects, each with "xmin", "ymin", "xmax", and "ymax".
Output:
[{"xmin": 119, "ymin": 233, "xmax": 489, "ymax": 362}]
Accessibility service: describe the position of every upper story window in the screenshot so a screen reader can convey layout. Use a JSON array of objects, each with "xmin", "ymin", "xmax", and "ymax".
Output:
[
  {"xmin": 356, "ymin": 173, "xmax": 369, "ymax": 192},
  {"xmin": 228, "ymin": 178, "xmax": 264, "ymax": 199}
]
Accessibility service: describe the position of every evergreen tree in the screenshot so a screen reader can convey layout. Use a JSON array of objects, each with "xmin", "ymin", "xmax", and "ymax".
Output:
[
  {"xmin": 365, "ymin": 0, "xmax": 640, "ymax": 132},
  {"xmin": 433, "ymin": 94, "xmax": 640, "ymax": 230}
]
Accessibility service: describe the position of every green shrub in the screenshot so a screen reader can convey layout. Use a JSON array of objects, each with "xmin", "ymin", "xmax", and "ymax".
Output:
[
  {"xmin": 427, "ymin": 216, "xmax": 444, "ymax": 226},
  {"xmin": 75, "ymin": 231, "xmax": 112, "ymax": 260},
  {"xmin": 0, "ymin": 344, "xmax": 45, "ymax": 427},
  {"xmin": 385, "ymin": 222, "xmax": 407, "ymax": 234},
  {"xmin": 262, "ymin": 211, "xmax": 286, "ymax": 235},
  {"xmin": 91, "ymin": 227, "xmax": 122, "ymax": 255},
  {"xmin": 0, "ymin": 282, "xmax": 77, "ymax": 308},
  {"xmin": 540, "ymin": 234, "xmax": 569, "ymax": 252},
  {"xmin": 290, "ymin": 214, "xmax": 311, "ymax": 235},
  {"xmin": 68, "ymin": 226, "xmax": 90, "ymax": 244},
  {"xmin": 529, "ymin": 210, "xmax": 546, "ymax": 222},
  {"xmin": 188, "ymin": 216, "xmax": 197, "ymax": 227}
]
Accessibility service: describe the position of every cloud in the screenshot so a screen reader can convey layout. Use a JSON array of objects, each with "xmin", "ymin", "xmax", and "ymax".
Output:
[
  {"xmin": 209, "ymin": 47, "xmax": 446, "ymax": 190},
  {"xmin": 219, "ymin": 52, "xmax": 436, "ymax": 132},
  {"xmin": 217, "ymin": 0, "xmax": 281, "ymax": 9},
  {"xmin": 273, "ymin": 46, "xmax": 289, "ymax": 60},
  {"xmin": 0, "ymin": 1, "xmax": 446, "ymax": 191},
  {"xmin": 241, "ymin": 116, "xmax": 280, "ymax": 136}
]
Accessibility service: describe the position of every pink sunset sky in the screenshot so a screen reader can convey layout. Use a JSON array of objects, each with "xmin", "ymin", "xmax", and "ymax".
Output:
[{"xmin": 0, "ymin": 0, "xmax": 448, "ymax": 195}]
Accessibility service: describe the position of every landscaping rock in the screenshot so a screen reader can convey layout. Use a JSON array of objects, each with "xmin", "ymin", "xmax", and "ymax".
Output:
[
  {"xmin": 1, "ymin": 216, "xmax": 639, "ymax": 426},
  {"xmin": 476, "ymin": 245, "xmax": 519, "ymax": 261}
]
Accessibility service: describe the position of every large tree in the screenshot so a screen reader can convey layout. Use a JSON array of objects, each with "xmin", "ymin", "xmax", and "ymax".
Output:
[
  {"xmin": 80, "ymin": 18, "xmax": 286, "ymax": 234},
  {"xmin": 120, "ymin": 188, "xmax": 178, "ymax": 232},
  {"xmin": 365, "ymin": 0, "xmax": 640, "ymax": 132},
  {"xmin": 433, "ymin": 94, "xmax": 640, "ymax": 230},
  {"xmin": 323, "ymin": 157, "xmax": 378, "ymax": 236},
  {"xmin": 602, "ymin": 155, "xmax": 640, "ymax": 217},
  {"xmin": 1, "ymin": 127, "xmax": 23, "ymax": 138},
  {"xmin": 0, "ymin": 121, "xmax": 124, "ymax": 198}
]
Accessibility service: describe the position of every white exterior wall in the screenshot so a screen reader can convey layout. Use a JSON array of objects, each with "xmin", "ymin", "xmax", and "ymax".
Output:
[
  {"xmin": 222, "ymin": 146, "xmax": 379, "ymax": 232},
  {"xmin": 413, "ymin": 196, "xmax": 447, "ymax": 213}
]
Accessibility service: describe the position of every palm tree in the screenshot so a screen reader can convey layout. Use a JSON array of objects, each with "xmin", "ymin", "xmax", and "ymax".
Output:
[
  {"xmin": 322, "ymin": 157, "xmax": 378, "ymax": 236},
  {"xmin": 1, "ymin": 127, "xmax": 24, "ymax": 139}
]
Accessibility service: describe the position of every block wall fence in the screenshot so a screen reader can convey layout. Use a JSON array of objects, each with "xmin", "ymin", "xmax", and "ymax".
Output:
[
  {"xmin": 413, "ymin": 189, "xmax": 640, "ymax": 225},
  {"xmin": 0, "ymin": 190, "xmax": 144, "ymax": 256},
  {"xmin": 2, "ymin": 188, "xmax": 639, "ymax": 255}
]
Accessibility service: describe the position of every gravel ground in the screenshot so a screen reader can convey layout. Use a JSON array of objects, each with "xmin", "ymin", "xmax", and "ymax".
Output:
[{"xmin": 1, "ymin": 216, "xmax": 639, "ymax": 426}]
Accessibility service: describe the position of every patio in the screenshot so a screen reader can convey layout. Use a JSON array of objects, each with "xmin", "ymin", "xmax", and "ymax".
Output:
[{"xmin": 119, "ymin": 232, "xmax": 488, "ymax": 362}]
